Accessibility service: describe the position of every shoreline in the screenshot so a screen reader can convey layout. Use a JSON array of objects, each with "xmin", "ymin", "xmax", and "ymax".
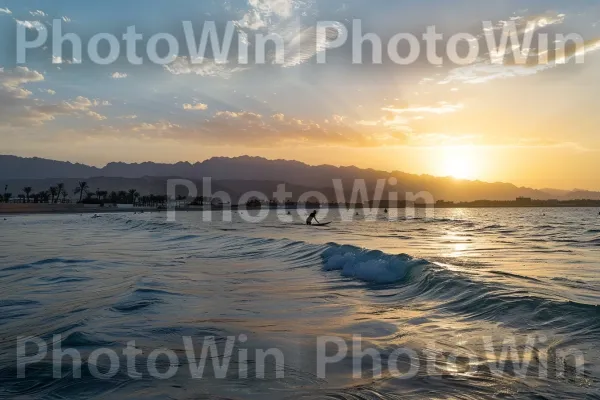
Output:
[{"xmin": 2, "ymin": 204, "xmax": 600, "ymax": 216}]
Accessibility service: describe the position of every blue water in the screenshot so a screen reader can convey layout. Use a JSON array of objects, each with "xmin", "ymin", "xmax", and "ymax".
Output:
[{"xmin": 1, "ymin": 208, "xmax": 599, "ymax": 399}]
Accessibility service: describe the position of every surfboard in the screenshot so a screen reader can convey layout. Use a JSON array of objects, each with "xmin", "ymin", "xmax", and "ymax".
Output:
[{"xmin": 313, "ymin": 222, "xmax": 332, "ymax": 227}]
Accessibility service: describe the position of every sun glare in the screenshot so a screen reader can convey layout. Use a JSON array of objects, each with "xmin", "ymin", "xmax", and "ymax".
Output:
[{"xmin": 440, "ymin": 146, "xmax": 479, "ymax": 180}]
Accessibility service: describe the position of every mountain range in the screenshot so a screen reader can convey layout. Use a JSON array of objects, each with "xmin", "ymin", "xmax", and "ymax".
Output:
[{"xmin": 1, "ymin": 155, "xmax": 599, "ymax": 202}]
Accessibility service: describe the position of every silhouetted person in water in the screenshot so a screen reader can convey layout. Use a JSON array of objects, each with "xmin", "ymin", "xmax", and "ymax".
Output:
[
  {"xmin": 306, "ymin": 210, "xmax": 319, "ymax": 225},
  {"xmin": 384, "ymin": 208, "xmax": 388, "ymax": 214}
]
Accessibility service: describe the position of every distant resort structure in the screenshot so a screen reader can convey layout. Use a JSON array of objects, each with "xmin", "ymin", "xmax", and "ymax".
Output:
[{"xmin": 432, "ymin": 197, "xmax": 600, "ymax": 208}]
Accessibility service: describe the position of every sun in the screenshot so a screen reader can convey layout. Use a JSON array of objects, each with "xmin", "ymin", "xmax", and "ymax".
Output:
[
  {"xmin": 445, "ymin": 158, "xmax": 472, "ymax": 179},
  {"xmin": 440, "ymin": 146, "xmax": 479, "ymax": 180}
]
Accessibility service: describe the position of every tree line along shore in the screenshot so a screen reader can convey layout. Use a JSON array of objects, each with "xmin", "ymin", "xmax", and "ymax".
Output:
[{"xmin": 2, "ymin": 182, "xmax": 600, "ymax": 214}]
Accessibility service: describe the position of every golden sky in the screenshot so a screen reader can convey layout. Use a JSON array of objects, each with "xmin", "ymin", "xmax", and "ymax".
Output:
[{"xmin": 1, "ymin": 1, "xmax": 599, "ymax": 190}]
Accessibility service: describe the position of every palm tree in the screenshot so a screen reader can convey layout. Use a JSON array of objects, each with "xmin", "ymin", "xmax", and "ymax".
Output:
[
  {"xmin": 37, "ymin": 191, "xmax": 49, "ymax": 203},
  {"xmin": 23, "ymin": 187, "xmax": 32, "ymax": 203},
  {"xmin": 74, "ymin": 181, "xmax": 89, "ymax": 203},
  {"xmin": 61, "ymin": 191, "xmax": 69, "ymax": 203},
  {"xmin": 55, "ymin": 183, "xmax": 65, "ymax": 203},
  {"xmin": 128, "ymin": 189, "xmax": 138, "ymax": 206},
  {"xmin": 49, "ymin": 186, "xmax": 58, "ymax": 204}
]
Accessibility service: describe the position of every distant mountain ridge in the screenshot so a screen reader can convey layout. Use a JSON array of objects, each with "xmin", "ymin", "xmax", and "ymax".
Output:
[{"xmin": 1, "ymin": 155, "xmax": 598, "ymax": 202}]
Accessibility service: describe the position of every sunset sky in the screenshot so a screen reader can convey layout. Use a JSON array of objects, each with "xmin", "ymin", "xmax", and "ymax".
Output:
[{"xmin": 1, "ymin": 0, "xmax": 599, "ymax": 190}]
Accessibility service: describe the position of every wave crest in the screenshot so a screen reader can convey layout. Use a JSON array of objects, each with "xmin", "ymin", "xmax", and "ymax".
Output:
[{"xmin": 321, "ymin": 245, "xmax": 427, "ymax": 284}]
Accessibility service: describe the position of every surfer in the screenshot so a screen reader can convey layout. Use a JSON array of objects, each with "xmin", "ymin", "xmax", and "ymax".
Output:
[{"xmin": 306, "ymin": 210, "xmax": 320, "ymax": 225}]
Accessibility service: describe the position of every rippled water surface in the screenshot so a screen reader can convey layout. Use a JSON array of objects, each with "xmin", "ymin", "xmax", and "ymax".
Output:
[{"xmin": 1, "ymin": 208, "xmax": 599, "ymax": 399}]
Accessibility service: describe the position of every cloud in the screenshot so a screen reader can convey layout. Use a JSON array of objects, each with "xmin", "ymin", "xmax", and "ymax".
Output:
[
  {"xmin": 196, "ymin": 110, "xmax": 408, "ymax": 146},
  {"xmin": 383, "ymin": 102, "xmax": 464, "ymax": 115},
  {"xmin": 85, "ymin": 111, "xmax": 107, "ymax": 121},
  {"xmin": 129, "ymin": 120, "xmax": 184, "ymax": 139},
  {"xmin": 280, "ymin": 22, "xmax": 343, "ymax": 68},
  {"xmin": 438, "ymin": 37, "xmax": 600, "ymax": 85},
  {"xmin": 111, "ymin": 72, "xmax": 128, "ymax": 79},
  {"xmin": 29, "ymin": 10, "xmax": 46, "ymax": 17},
  {"xmin": 164, "ymin": 2, "xmax": 326, "ymax": 76},
  {"xmin": 0, "ymin": 68, "xmax": 111, "ymax": 127},
  {"xmin": 183, "ymin": 103, "xmax": 208, "ymax": 111},
  {"xmin": 87, "ymin": 109, "xmax": 411, "ymax": 147},
  {"xmin": 56, "ymin": 96, "xmax": 111, "ymax": 110},
  {"xmin": 15, "ymin": 20, "xmax": 46, "ymax": 30},
  {"xmin": 352, "ymin": 102, "xmax": 464, "ymax": 136},
  {"xmin": 0, "ymin": 66, "xmax": 44, "ymax": 87},
  {"xmin": 232, "ymin": 0, "xmax": 333, "ymax": 68},
  {"xmin": 164, "ymin": 57, "xmax": 247, "ymax": 78},
  {"xmin": 39, "ymin": 88, "xmax": 56, "ymax": 95},
  {"xmin": 432, "ymin": 10, "xmax": 600, "ymax": 86},
  {"xmin": 62, "ymin": 16, "xmax": 71, "ymax": 23},
  {"xmin": 51, "ymin": 55, "xmax": 79, "ymax": 65},
  {"xmin": 236, "ymin": 0, "xmax": 295, "ymax": 30},
  {"xmin": 117, "ymin": 115, "xmax": 138, "ymax": 120},
  {"xmin": 0, "ymin": 7, "xmax": 11, "ymax": 14},
  {"xmin": 30, "ymin": 97, "xmax": 110, "ymax": 122},
  {"xmin": 0, "ymin": 67, "xmax": 51, "ymax": 126},
  {"xmin": 0, "ymin": 66, "xmax": 44, "ymax": 102},
  {"xmin": 508, "ymin": 12, "xmax": 566, "ymax": 33}
]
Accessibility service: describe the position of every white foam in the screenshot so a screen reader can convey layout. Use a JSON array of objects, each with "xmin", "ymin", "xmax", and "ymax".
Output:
[{"xmin": 322, "ymin": 246, "xmax": 426, "ymax": 284}]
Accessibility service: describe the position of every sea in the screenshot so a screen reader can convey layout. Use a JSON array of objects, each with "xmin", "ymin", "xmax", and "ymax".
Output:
[{"xmin": 1, "ymin": 207, "xmax": 599, "ymax": 399}]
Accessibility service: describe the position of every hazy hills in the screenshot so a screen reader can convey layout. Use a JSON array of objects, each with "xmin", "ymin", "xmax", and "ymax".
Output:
[{"xmin": 1, "ymin": 155, "xmax": 598, "ymax": 202}]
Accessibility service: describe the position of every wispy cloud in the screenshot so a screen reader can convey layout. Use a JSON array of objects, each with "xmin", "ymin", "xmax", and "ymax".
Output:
[
  {"xmin": 183, "ymin": 103, "xmax": 208, "ymax": 111},
  {"xmin": 233, "ymin": 0, "xmax": 330, "ymax": 68},
  {"xmin": 280, "ymin": 22, "xmax": 342, "ymax": 68},
  {"xmin": 15, "ymin": 20, "xmax": 46, "ymax": 30},
  {"xmin": 164, "ymin": 57, "xmax": 247, "ymax": 78},
  {"xmin": 0, "ymin": 7, "xmax": 11, "ymax": 15},
  {"xmin": 39, "ymin": 88, "xmax": 56, "ymax": 95},
  {"xmin": 111, "ymin": 72, "xmax": 128, "ymax": 79},
  {"xmin": 87, "ymin": 109, "xmax": 412, "ymax": 147},
  {"xmin": 29, "ymin": 10, "xmax": 47, "ymax": 17},
  {"xmin": 383, "ymin": 102, "xmax": 464, "ymax": 115},
  {"xmin": 436, "ymin": 11, "xmax": 600, "ymax": 85},
  {"xmin": 439, "ymin": 38, "xmax": 600, "ymax": 85}
]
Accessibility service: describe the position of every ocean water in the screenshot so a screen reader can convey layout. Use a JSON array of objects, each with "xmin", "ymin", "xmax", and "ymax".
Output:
[{"xmin": 1, "ymin": 208, "xmax": 599, "ymax": 399}]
